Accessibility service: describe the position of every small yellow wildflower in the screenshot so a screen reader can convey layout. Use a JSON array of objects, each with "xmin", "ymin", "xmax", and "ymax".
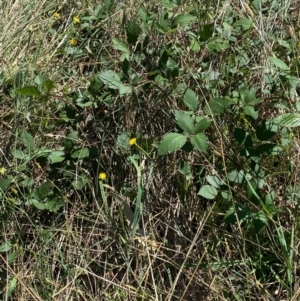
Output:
[
  {"xmin": 53, "ymin": 12, "xmax": 61, "ymax": 19},
  {"xmin": 129, "ymin": 138, "xmax": 137, "ymax": 146},
  {"xmin": 73, "ymin": 16, "xmax": 80, "ymax": 24},
  {"xmin": 0, "ymin": 167, "xmax": 7, "ymax": 175},
  {"xmin": 70, "ymin": 38, "xmax": 77, "ymax": 46},
  {"xmin": 99, "ymin": 172, "xmax": 107, "ymax": 181}
]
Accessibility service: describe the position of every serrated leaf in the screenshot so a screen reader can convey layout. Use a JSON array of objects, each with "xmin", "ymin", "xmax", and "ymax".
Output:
[
  {"xmin": 206, "ymin": 37, "xmax": 230, "ymax": 52},
  {"xmin": 171, "ymin": 14, "xmax": 196, "ymax": 28},
  {"xmin": 119, "ymin": 84, "xmax": 132, "ymax": 95},
  {"xmin": 234, "ymin": 128, "xmax": 253, "ymax": 147},
  {"xmin": 223, "ymin": 204, "xmax": 251, "ymax": 224},
  {"xmin": 194, "ymin": 117, "xmax": 212, "ymax": 133},
  {"xmin": 0, "ymin": 176, "xmax": 13, "ymax": 191},
  {"xmin": 34, "ymin": 181, "xmax": 51, "ymax": 200},
  {"xmin": 273, "ymin": 113, "xmax": 300, "ymax": 128},
  {"xmin": 98, "ymin": 70, "xmax": 122, "ymax": 89},
  {"xmin": 206, "ymin": 175, "xmax": 224, "ymax": 188},
  {"xmin": 126, "ymin": 20, "xmax": 141, "ymax": 44},
  {"xmin": 72, "ymin": 174, "xmax": 89, "ymax": 190},
  {"xmin": 16, "ymin": 86, "xmax": 41, "ymax": 97},
  {"xmin": 158, "ymin": 133, "xmax": 187, "ymax": 156},
  {"xmin": 183, "ymin": 88, "xmax": 198, "ymax": 111},
  {"xmin": 256, "ymin": 120, "xmax": 277, "ymax": 140},
  {"xmin": 162, "ymin": 0, "xmax": 179, "ymax": 9},
  {"xmin": 21, "ymin": 130, "xmax": 35, "ymax": 152},
  {"xmin": 268, "ymin": 56, "xmax": 289, "ymax": 71},
  {"xmin": 175, "ymin": 111, "xmax": 194, "ymax": 133},
  {"xmin": 0, "ymin": 241, "xmax": 12, "ymax": 252},
  {"xmin": 190, "ymin": 133, "xmax": 208, "ymax": 152},
  {"xmin": 112, "ymin": 38, "xmax": 130, "ymax": 53},
  {"xmin": 204, "ymin": 97, "xmax": 235, "ymax": 115},
  {"xmin": 228, "ymin": 170, "xmax": 251, "ymax": 183},
  {"xmin": 244, "ymin": 105, "xmax": 258, "ymax": 120},
  {"xmin": 117, "ymin": 132, "xmax": 130, "ymax": 150},
  {"xmin": 45, "ymin": 198, "xmax": 65, "ymax": 212},
  {"xmin": 198, "ymin": 184, "xmax": 218, "ymax": 199},
  {"xmin": 43, "ymin": 79, "xmax": 55, "ymax": 93}
]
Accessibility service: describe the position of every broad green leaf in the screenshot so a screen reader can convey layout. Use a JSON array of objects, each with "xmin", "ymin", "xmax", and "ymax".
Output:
[
  {"xmin": 198, "ymin": 184, "xmax": 218, "ymax": 199},
  {"xmin": 117, "ymin": 132, "xmax": 130, "ymax": 150},
  {"xmin": 268, "ymin": 56, "xmax": 289, "ymax": 71},
  {"xmin": 49, "ymin": 151, "xmax": 65, "ymax": 163},
  {"xmin": 256, "ymin": 120, "xmax": 277, "ymax": 140},
  {"xmin": 71, "ymin": 147, "xmax": 89, "ymax": 159},
  {"xmin": 11, "ymin": 149, "xmax": 26, "ymax": 159},
  {"xmin": 206, "ymin": 175, "xmax": 224, "ymax": 188},
  {"xmin": 244, "ymin": 105, "xmax": 258, "ymax": 120},
  {"xmin": 16, "ymin": 86, "xmax": 41, "ymax": 97},
  {"xmin": 0, "ymin": 241, "xmax": 12, "ymax": 252},
  {"xmin": 162, "ymin": 0, "xmax": 179, "ymax": 9},
  {"xmin": 43, "ymin": 79, "xmax": 55, "ymax": 93},
  {"xmin": 72, "ymin": 174, "xmax": 89, "ymax": 190},
  {"xmin": 119, "ymin": 84, "xmax": 132, "ymax": 95},
  {"xmin": 0, "ymin": 176, "xmax": 13, "ymax": 191},
  {"xmin": 158, "ymin": 133, "xmax": 187, "ymax": 156},
  {"xmin": 8, "ymin": 249, "xmax": 22, "ymax": 264},
  {"xmin": 183, "ymin": 88, "xmax": 198, "ymax": 111},
  {"xmin": 46, "ymin": 198, "xmax": 65, "ymax": 212},
  {"xmin": 273, "ymin": 113, "xmax": 300, "ymax": 128},
  {"xmin": 88, "ymin": 77, "xmax": 104, "ymax": 96},
  {"xmin": 98, "ymin": 70, "xmax": 122, "ymax": 89},
  {"xmin": 190, "ymin": 133, "xmax": 208, "ymax": 152},
  {"xmin": 233, "ymin": 128, "xmax": 253, "ymax": 147},
  {"xmin": 190, "ymin": 37, "xmax": 200, "ymax": 52},
  {"xmin": 256, "ymin": 143, "xmax": 281, "ymax": 155},
  {"xmin": 228, "ymin": 170, "xmax": 251, "ymax": 183},
  {"xmin": 233, "ymin": 18, "xmax": 253, "ymax": 30},
  {"xmin": 204, "ymin": 97, "xmax": 235, "ymax": 115},
  {"xmin": 126, "ymin": 20, "xmax": 141, "ymax": 44},
  {"xmin": 174, "ymin": 111, "xmax": 194, "ymax": 133},
  {"xmin": 21, "ymin": 130, "xmax": 35, "ymax": 153},
  {"xmin": 31, "ymin": 200, "xmax": 46, "ymax": 210},
  {"xmin": 112, "ymin": 38, "xmax": 130, "ymax": 53},
  {"xmin": 199, "ymin": 23, "xmax": 214, "ymax": 41},
  {"xmin": 194, "ymin": 117, "xmax": 212, "ymax": 134},
  {"xmin": 34, "ymin": 181, "xmax": 51, "ymax": 200},
  {"xmin": 206, "ymin": 37, "xmax": 230, "ymax": 52},
  {"xmin": 223, "ymin": 204, "xmax": 251, "ymax": 224},
  {"xmin": 171, "ymin": 14, "xmax": 196, "ymax": 28}
]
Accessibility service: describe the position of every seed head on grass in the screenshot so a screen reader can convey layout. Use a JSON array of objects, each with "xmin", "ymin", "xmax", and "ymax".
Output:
[
  {"xmin": 73, "ymin": 16, "xmax": 80, "ymax": 24},
  {"xmin": 53, "ymin": 12, "xmax": 61, "ymax": 19},
  {"xmin": 98, "ymin": 172, "xmax": 107, "ymax": 181},
  {"xmin": 70, "ymin": 38, "xmax": 77, "ymax": 46},
  {"xmin": 129, "ymin": 138, "xmax": 137, "ymax": 146}
]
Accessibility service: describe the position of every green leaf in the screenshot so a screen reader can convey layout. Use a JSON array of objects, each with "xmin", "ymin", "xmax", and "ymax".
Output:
[
  {"xmin": 174, "ymin": 111, "xmax": 194, "ymax": 133},
  {"xmin": 234, "ymin": 128, "xmax": 253, "ymax": 147},
  {"xmin": 190, "ymin": 133, "xmax": 208, "ymax": 152},
  {"xmin": 34, "ymin": 181, "xmax": 51, "ymax": 200},
  {"xmin": 6, "ymin": 277, "xmax": 17, "ymax": 299},
  {"xmin": 228, "ymin": 170, "xmax": 251, "ymax": 183},
  {"xmin": 119, "ymin": 84, "xmax": 132, "ymax": 95},
  {"xmin": 206, "ymin": 37, "xmax": 230, "ymax": 52},
  {"xmin": 126, "ymin": 20, "xmax": 141, "ymax": 44},
  {"xmin": 43, "ymin": 79, "xmax": 55, "ymax": 93},
  {"xmin": 112, "ymin": 38, "xmax": 130, "ymax": 53},
  {"xmin": 183, "ymin": 88, "xmax": 198, "ymax": 111},
  {"xmin": 162, "ymin": 0, "xmax": 179, "ymax": 9},
  {"xmin": 244, "ymin": 105, "xmax": 258, "ymax": 120},
  {"xmin": 45, "ymin": 198, "xmax": 65, "ymax": 212},
  {"xmin": 11, "ymin": 149, "xmax": 26, "ymax": 159},
  {"xmin": 256, "ymin": 143, "xmax": 281, "ymax": 155},
  {"xmin": 233, "ymin": 18, "xmax": 253, "ymax": 30},
  {"xmin": 194, "ymin": 117, "xmax": 212, "ymax": 134},
  {"xmin": 256, "ymin": 120, "xmax": 277, "ymax": 140},
  {"xmin": 198, "ymin": 184, "xmax": 218, "ymax": 199},
  {"xmin": 199, "ymin": 23, "xmax": 214, "ymax": 41},
  {"xmin": 15, "ymin": 85, "xmax": 41, "ymax": 97},
  {"xmin": 273, "ymin": 113, "xmax": 300, "ymax": 128},
  {"xmin": 206, "ymin": 175, "xmax": 224, "ymax": 188},
  {"xmin": 31, "ymin": 199, "xmax": 46, "ymax": 210},
  {"xmin": 71, "ymin": 147, "xmax": 89, "ymax": 159},
  {"xmin": 8, "ymin": 248, "xmax": 22, "ymax": 264},
  {"xmin": 88, "ymin": 77, "xmax": 104, "ymax": 96},
  {"xmin": 268, "ymin": 56, "xmax": 289, "ymax": 71},
  {"xmin": 98, "ymin": 70, "xmax": 122, "ymax": 89},
  {"xmin": 72, "ymin": 174, "xmax": 89, "ymax": 190},
  {"xmin": 171, "ymin": 14, "xmax": 196, "ymax": 28},
  {"xmin": 223, "ymin": 204, "xmax": 251, "ymax": 224},
  {"xmin": 158, "ymin": 133, "xmax": 187, "ymax": 156},
  {"xmin": 204, "ymin": 97, "xmax": 235, "ymax": 115},
  {"xmin": 0, "ymin": 176, "xmax": 13, "ymax": 191},
  {"xmin": 21, "ymin": 130, "xmax": 35, "ymax": 153},
  {"xmin": 117, "ymin": 132, "xmax": 130, "ymax": 150},
  {"xmin": 49, "ymin": 151, "xmax": 65, "ymax": 163},
  {"xmin": 0, "ymin": 241, "xmax": 12, "ymax": 252}
]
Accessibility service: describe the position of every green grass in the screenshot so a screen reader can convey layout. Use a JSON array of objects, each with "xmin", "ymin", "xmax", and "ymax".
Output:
[{"xmin": 1, "ymin": 0, "xmax": 300, "ymax": 300}]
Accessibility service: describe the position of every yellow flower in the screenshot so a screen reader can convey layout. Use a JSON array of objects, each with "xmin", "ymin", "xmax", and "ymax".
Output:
[
  {"xmin": 73, "ymin": 16, "xmax": 80, "ymax": 24},
  {"xmin": 0, "ymin": 167, "xmax": 7, "ymax": 175},
  {"xmin": 129, "ymin": 138, "xmax": 137, "ymax": 146},
  {"xmin": 98, "ymin": 172, "xmax": 107, "ymax": 181},
  {"xmin": 53, "ymin": 12, "xmax": 61, "ymax": 19},
  {"xmin": 70, "ymin": 38, "xmax": 77, "ymax": 46}
]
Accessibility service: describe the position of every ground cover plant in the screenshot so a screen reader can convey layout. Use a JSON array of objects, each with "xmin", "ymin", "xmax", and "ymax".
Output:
[{"xmin": 1, "ymin": 0, "xmax": 300, "ymax": 300}]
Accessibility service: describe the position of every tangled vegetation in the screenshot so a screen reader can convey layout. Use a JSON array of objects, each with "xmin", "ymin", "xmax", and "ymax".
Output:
[{"xmin": 1, "ymin": 0, "xmax": 300, "ymax": 300}]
